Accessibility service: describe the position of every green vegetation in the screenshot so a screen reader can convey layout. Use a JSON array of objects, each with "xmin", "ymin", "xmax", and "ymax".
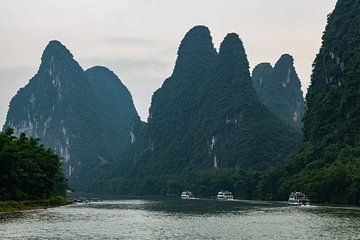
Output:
[{"xmin": 0, "ymin": 128, "xmax": 66, "ymax": 201}]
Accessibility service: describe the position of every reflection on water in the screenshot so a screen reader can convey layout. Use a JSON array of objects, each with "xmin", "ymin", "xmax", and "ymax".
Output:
[{"xmin": 0, "ymin": 198, "xmax": 359, "ymax": 240}]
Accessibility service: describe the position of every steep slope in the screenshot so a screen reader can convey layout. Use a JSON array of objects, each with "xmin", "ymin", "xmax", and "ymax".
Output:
[
  {"xmin": 146, "ymin": 25, "xmax": 217, "ymax": 173},
  {"xmin": 278, "ymin": 0, "xmax": 360, "ymax": 204},
  {"xmin": 4, "ymin": 40, "xmax": 102, "ymax": 189},
  {"xmin": 85, "ymin": 66, "xmax": 139, "ymax": 157},
  {"xmin": 252, "ymin": 54, "xmax": 304, "ymax": 131},
  {"xmin": 3, "ymin": 41, "xmax": 138, "ymax": 190}
]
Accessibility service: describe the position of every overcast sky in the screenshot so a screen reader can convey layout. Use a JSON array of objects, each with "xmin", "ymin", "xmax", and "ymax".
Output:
[{"xmin": 0, "ymin": 0, "xmax": 337, "ymax": 125}]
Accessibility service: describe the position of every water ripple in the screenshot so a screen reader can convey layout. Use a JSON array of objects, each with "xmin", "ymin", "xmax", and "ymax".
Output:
[{"xmin": 0, "ymin": 199, "xmax": 359, "ymax": 239}]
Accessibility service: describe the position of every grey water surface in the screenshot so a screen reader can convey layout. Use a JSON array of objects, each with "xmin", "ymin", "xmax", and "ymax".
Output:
[{"xmin": 0, "ymin": 198, "xmax": 359, "ymax": 239}]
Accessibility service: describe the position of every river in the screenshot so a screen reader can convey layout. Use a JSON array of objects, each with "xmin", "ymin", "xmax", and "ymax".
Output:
[{"xmin": 1, "ymin": 198, "xmax": 359, "ymax": 239}]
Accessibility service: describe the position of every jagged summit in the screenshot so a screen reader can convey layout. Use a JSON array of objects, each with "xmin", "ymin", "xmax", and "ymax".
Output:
[
  {"xmin": 177, "ymin": 25, "xmax": 214, "ymax": 55},
  {"xmin": 273, "ymin": 54, "xmax": 300, "ymax": 88},
  {"xmin": 173, "ymin": 25, "xmax": 216, "ymax": 76},
  {"xmin": 86, "ymin": 66, "xmax": 127, "ymax": 87},
  {"xmin": 85, "ymin": 66, "xmax": 137, "ymax": 118},
  {"xmin": 218, "ymin": 33, "xmax": 252, "ymax": 84},
  {"xmin": 38, "ymin": 40, "xmax": 83, "ymax": 81},
  {"xmin": 87, "ymin": 65, "xmax": 111, "ymax": 73},
  {"xmin": 252, "ymin": 63, "xmax": 272, "ymax": 91},
  {"xmin": 252, "ymin": 62, "xmax": 272, "ymax": 73},
  {"xmin": 219, "ymin": 33, "xmax": 245, "ymax": 58},
  {"xmin": 219, "ymin": 33, "xmax": 244, "ymax": 54},
  {"xmin": 277, "ymin": 54, "xmax": 293, "ymax": 64},
  {"xmin": 41, "ymin": 40, "xmax": 73, "ymax": 61}
]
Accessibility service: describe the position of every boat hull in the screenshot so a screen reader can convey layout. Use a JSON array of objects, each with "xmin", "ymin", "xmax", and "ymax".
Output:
[{"xmin": 288, "ymin": 201, "xmax": 310, "ymax": 206}]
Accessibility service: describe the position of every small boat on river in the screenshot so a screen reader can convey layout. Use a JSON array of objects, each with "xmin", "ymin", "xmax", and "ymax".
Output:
[
  {"xmin": 288, "ymin": 192, "xmax": 310, "ymax": 206},
  {"xmin": 181, "ymin": 191, "xmax": 195, "ymax": 199},
  {"xmin": 216, "ymin": 191, "xmax": 234, "ymax": 200}
]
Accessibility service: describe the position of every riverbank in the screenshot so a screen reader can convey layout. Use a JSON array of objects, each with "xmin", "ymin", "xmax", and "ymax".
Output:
[{"xmin": 0, "ymin": 197, "xmax": 72, "ymax": 212}]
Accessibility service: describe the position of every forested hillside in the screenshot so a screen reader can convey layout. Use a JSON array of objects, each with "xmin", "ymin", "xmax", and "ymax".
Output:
[
  {"xmin": 260, "ymin": 0, "xmax": 360, "ymax": 204},
  {"xmin": 0, "ymin": 128, "xmax": 66, "ymax": 200}
]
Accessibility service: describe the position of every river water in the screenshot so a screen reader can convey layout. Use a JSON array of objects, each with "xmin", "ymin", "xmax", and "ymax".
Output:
[{"xmin": 0, "ymin": 198, "xmax": 359, "ymax": 239}]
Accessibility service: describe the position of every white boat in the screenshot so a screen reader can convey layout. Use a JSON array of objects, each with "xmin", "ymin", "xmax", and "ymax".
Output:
[
  {"xmin": 181, "ymin": 191, "xmax": 194, "ymax": 199},
  {"xmin": 216, "ymin": 191, "xmax": 234, "ymax": 200},
  {"xmin": 288, "ymin": 192, "xmax": 310, "ymax": 206}
]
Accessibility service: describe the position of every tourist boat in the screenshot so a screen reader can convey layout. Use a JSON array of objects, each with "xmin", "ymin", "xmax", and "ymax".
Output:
[
  {"xmin": 288, "ymin": 192, "xmax": 310, "ymax": 206},
  {"xmin": 216, "ymin": 191, "xmax": 234, "ymax": 200},
  {"xmin": 181, "ymin": 191, "xmax": 194, "ymax": 199}
]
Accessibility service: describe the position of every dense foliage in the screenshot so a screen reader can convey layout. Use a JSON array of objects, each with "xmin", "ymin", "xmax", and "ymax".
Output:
[
  {"xmin": 252, "ymin": 54, "xmax": 305, "ymax": 131},
  {"xmin": 267, "ymin": 0, "xmax": 360, "ymax": 204},
  {"xmin": 0, "ymin": 128, "xmax": 66, "ymax": 201}
]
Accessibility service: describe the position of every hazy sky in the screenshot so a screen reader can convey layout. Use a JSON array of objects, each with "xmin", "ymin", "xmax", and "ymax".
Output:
[{"xmin": 0, "ymin": 0, "xmax": 337, "ymax": 125}]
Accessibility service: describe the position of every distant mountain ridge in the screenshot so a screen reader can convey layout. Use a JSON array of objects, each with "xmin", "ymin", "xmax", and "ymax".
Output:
[
  {"xmin": 3, "ymin": 41, "xmax": 139, "ymax": 190},
  {"xmin": 252, "ymin": 54, "xmax": 305, "ymax": 131}
]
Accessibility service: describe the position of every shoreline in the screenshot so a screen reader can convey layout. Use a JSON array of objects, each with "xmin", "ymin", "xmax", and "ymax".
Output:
[{"xmin": 0, "ymin": 197, "xmax": 72, "ymax": 213}]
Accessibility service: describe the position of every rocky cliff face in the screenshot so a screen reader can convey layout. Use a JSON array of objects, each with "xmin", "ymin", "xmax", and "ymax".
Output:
[
  {"xmin": 252, "ymin": 54, "xmax": 305, "ymax": 131},
  {"xmin": 4, "ymin": 41, "xmax": 139, "ymax": 190}
]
